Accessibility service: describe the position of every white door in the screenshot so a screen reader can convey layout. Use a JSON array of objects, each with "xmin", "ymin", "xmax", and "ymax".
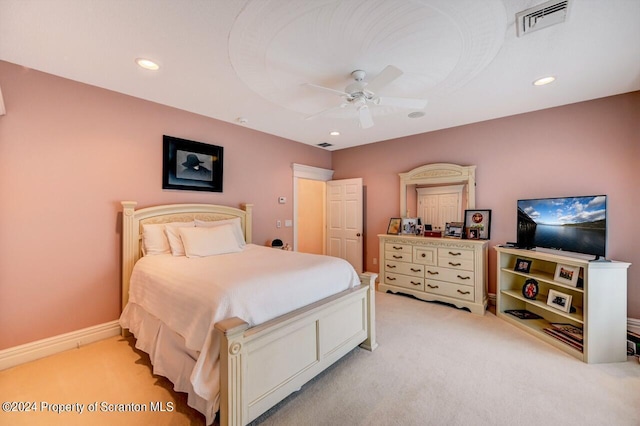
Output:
[
  {"xmin": 417, "ymin": 185, "xmax": 463, "ymax": 231},
  {"xmin": 326, "ymin": 178, "xmax": 363, "ymax": 273}
]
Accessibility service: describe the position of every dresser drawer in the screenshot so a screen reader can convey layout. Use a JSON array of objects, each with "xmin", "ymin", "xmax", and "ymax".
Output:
[
  {"xmin": 424, "ymin": 265, "xmax": 474, "ymax": 286},
  {"xmin": 438, "ymin": 257, "xmax": 474, "ymax": 271},
  {"xmin": 413, "ymin": 246, "xmax": 437, "ymax": 265},
  {"xmin": 438, "ymin": 247, "xmax": 474, "ymax": 261},
  {"xmin": 384, "ymin": 260, "xmax": 425, "ymax": 277},
  {"xmin": 383, "ymin": 272, "xmax": 424, "ymax": 291},
  {"xmin": 385, "ymin": 250, "xmax": 412, "ymax": 263},
  {"xmin": 424, "ymin": 279, "xmax": 475, "ymax": 302},
  {"xmin": 385, "ymin": 242, "xmax": 413, "ymax": 254}
]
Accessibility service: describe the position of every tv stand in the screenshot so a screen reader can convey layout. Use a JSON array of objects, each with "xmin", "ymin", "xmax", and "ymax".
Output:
[{"xmin": 495, "ymin": 246, "xmax": 630, "ymax": 363}]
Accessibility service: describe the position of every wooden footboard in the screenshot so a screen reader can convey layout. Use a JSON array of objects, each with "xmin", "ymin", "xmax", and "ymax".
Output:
[{"xmin": 215, "ymin": 272, "xmax": 377, "ymax": 426}]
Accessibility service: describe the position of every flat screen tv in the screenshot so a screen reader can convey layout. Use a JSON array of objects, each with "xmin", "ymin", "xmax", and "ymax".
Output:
[{"xmin": 517, "ymin": 195, "xmax": 607, "ymax": 259}]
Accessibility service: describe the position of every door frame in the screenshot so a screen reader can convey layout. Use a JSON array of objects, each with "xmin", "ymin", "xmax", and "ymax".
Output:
[{"xmin": 292, "ymin": 163, "xmax": 334, "ymax": 252}]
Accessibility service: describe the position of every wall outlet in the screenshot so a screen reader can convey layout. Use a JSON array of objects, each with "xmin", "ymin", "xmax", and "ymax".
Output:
[
  {"xmin": 284, "ymin": 219, "xmax": 292, "ymax": 227},
  {"xmin": 373, "ymin": 258, "xmax": 377, "ymax": 265}
]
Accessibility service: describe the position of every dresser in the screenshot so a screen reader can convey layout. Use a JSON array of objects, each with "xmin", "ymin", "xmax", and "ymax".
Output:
[{"xmin": 378, "ymin": 234, "xmax": 488, "ymax": 314}]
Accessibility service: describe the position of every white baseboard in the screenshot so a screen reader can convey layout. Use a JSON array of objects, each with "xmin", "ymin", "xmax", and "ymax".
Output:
[{"xmin": 0, "ymin": 320, "xmax": 121, "ymax": 371}]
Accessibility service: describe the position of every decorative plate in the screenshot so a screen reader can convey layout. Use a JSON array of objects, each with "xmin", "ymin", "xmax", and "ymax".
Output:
[{"xmin": 522, "ymin": 278, "xmax": 539, "ymax": 300}]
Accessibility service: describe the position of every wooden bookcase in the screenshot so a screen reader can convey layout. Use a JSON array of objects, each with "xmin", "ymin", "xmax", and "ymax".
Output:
[{"xmin": 495, "ymin": 246, "xmax": 630, "ymax": 363}]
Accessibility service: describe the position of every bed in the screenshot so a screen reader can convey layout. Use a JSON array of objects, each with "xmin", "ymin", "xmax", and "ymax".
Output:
[{"xmin": 118, "ymin": 201, "xmax": 377, "ymax": 425}]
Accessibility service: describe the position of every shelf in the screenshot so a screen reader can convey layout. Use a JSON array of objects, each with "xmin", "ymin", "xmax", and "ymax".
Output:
[
  {"xmin": 501, "ymin": 290, "xmax": 584, "ymax": 324},
  {"xmin": 498, "ymin": 311, "xmax": 583, "ymax": 358},
  {"xmin": 495, "ymin": 246, "xmax": 630, "ymax": 363},
  {"xmin": 500, "ymin": 268, "xmax": 584, "ymax": 293}
]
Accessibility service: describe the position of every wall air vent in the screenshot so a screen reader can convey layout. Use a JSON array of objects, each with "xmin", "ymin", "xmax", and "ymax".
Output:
[
  {"xmin": 317, "ymin": 142, "xmax": 333, "ymax": 148},
  {"xmin": 516, "ymin": 0, "xmax": 570, "ymax": 37}
]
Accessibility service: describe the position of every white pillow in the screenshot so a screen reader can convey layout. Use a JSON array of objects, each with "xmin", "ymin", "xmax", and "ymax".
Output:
[
  {"xmin": 142, "ymin": 223, "xmax": 171, "ymax": 255},
  {"xmin": 195, "ymin": 217, "xmax": 246, "ymax": 246},
  {"xmin": 142, "ymin": 221, "xmax": 194, "ymax": 255},
  {"xmin": 179, "ymin": 224, "xmax": 243, "ymax": 258},
  {"xmin": 165, "ymin": 221, "xmax": 195, "ymax": 256}
]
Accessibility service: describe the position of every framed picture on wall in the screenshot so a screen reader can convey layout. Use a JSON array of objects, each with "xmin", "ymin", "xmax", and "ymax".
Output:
[
  {"xmin": 163, "ymin": 135, "xmax": 224, "ymax": 192},
  {"xmin": 464, "ymin": 209, "xmax": 491, "ymax": 239}
]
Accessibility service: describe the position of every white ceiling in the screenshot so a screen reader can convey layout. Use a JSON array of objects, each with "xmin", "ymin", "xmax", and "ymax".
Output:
[{"xmin": 1, "ymin": 0, "xmax": 639, "ymax": 151}]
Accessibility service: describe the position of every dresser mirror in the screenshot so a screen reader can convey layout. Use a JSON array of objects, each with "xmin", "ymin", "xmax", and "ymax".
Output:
[{"xmin": 399, "ymin": 163, "xmax": 476, "ymax": 231}]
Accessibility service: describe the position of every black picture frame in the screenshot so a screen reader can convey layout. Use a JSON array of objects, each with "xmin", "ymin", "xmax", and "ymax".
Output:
[
  {"xmin": 522, "ymin": 278, "xmax": 539, "ymax": 300},
  {"xmin": 463, "ymin": 209, "xmax": 491, "ymax": 240},
  {"xmin": 514, "ymin": 258, "xmax": 532, "ymax": 273},
  {"xmin": 162, "ymin": 135, "xmax": 223, "ymax": 192}
]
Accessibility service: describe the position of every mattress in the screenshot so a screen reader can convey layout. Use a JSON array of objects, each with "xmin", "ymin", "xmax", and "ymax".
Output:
[{"xmin": 119, "ymin": 244, "xmax": 360, "ymax": 423}]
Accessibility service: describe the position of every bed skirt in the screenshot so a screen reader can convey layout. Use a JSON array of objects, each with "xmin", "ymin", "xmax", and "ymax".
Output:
[{"xmin": 120, "ymin": 303, "xmax": 216, "ymax": 424}]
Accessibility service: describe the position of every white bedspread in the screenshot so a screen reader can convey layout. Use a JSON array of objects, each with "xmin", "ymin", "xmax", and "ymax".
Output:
[{"xmin": 119, "ymin": 244, "xmax": 360, "ymax": 414}]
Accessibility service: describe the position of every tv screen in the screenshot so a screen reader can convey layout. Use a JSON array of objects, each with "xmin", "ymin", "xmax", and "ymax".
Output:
[{"xmin": 517, "ymin": 195, "xmax": 607, "ymax": 258}]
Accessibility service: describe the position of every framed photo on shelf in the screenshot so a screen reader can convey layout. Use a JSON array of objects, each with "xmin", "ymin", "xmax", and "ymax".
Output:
[
  {"xmin": 547, "ymin": 289, "xmax": 573, "ymax": 313},
  {"xmin": 522, "ymin": 278, "xmax": 539, "ymax": 300},
  {"xmin": 387, "ymin": 218, "xmax": 402, "ymax": 235},
  {"xmin": 463, "ymin": 209, "xmax": 491, "ymax": 239},
  {"xmin": 401, "ymin": 218, "xmax": 419, "ymax": 234},
  {"xmin": 514, "ymin": 258, "xmax": 532, "ymax": 273},
  {"xmin": 444, "ymin": 222, "xmax": 464, "ymax": 238},
  {"xmin": 554, "ymin": 264, "xmax": 580, "ymax": 287},
  {"xmin": 163, "ymin": 135, "xmax": 224, "ymax": 192}
]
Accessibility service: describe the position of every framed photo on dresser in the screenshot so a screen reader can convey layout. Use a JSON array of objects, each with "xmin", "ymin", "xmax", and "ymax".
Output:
[{"xmin": 464, "ymin": 209, "xmax": 491, "ymax": 240}]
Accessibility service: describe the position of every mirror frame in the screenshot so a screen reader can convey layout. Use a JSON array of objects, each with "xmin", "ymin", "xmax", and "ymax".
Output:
[{"xmin": 399, "ymin": 163, "xmax": 476, "ymax": 217}]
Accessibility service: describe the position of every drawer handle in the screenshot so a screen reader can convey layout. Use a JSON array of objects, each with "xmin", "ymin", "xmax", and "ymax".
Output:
[
  {"xmin": 448, "ymin": 262, "xmax": 462, "ymax": 267},
  {"xmin": 411, "ymin": 281, "xmax": 421, "ymax": 286},
  {"xmin": 427, "ymin": 270, "xmax": 439, "ymax": 275},
  {"xmin": 427, "ymin": 284, "xmax": 439, "ymax": 289},
  {"xmin": 457, "ymin": 290, "xmax": 471, "ymax": 295},
  {"xmin": 392, "ymin": 246, "xmax": 403, "ymax": 250},
  {"xmin": 386, "ymin": 264, "xmax": 396, "ymax": 269},
  {"xmin": 457, "ymin": 275, "xmax": 471, "ymax": 280},
  {"xmin": 386, "ymin": 276, "xmax": 396, "ymax": 281},
  {"xmin": 421, "ymin": 253, "xmax": 426, "ymax": 258},
  {"xmin": 410, "ymin": 268, "xmax": 422, "ymax": 272},
  {"xmin": 448, "ymin": 251, "xmax": 462, "ymax": 256},
  {"xmin": 393, "ymin": 255, "xmax": 403, "ymax": 259}
]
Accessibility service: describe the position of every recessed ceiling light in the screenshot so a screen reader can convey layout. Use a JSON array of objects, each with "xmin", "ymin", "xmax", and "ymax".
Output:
[
  {"xmin": 136, "ymin": 58, "xmax": 160, "ymax": 71},
  {"xmin": 533, "ymin": 76, "xmax": 555, "ymax": 86},
  {"xmin": 408, "ymin": 111, "xmax": 426, "ymax": 118},
  {"xmin": 329, "ymin": 131, "xmax": 340, "ymax": 136}
]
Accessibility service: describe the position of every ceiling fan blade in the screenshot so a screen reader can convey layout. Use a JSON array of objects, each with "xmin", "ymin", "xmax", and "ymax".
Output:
[
  {"xmin": 365, "ymin": 65, "xmax": 403, "ymax": 94},
  {"xmin": 304, "ymin": 103, "xmax": 348, "ymax": 120},
  {"xmin": 303, "ymin": 82, "xmax": 350, "ymax": 97},
  {"xmin": 377, "ymin": 96, "xmax": 428, "ymax": 109},
  {"xmin": 358, "ymin": 105, "xmax": 374, "ymax": 129}
]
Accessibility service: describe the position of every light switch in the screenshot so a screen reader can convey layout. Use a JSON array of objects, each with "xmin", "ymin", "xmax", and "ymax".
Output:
[{"xmin": 284, "ymin": 219, "xmax": 292, "ymax": 227}]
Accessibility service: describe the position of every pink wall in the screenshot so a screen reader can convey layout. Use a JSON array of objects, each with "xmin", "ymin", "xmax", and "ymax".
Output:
[
  {"xmin": 0, "ymin": 61, "xmax": 331, "ymax": 349},
  {"xmin": 1, "ymin": 58, "xmax": 637, "ymax": 351},
  {"xmin": 332, "ymin": 92, "xmax": 640, "ymax": 318}
]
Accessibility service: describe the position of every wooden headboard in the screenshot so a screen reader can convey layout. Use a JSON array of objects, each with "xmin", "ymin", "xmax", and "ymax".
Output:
[{"xmin": 120, "ymin": 201, "xmax": 253, "ymax": 311}]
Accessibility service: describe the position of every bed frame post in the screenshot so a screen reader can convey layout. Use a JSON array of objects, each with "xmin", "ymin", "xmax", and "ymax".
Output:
[
  {"xmin": 240, "ymin": 203, "xmax": 253, "ymax": 244},
  {"xmin": 358, "ymin": 272, "xmax": 378, "ymax": 351},
  {"xmin": 215, "ymin": 317, "xmax": 250, "ymax": 426}
]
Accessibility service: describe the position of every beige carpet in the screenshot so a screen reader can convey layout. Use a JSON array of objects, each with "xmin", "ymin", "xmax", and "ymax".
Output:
[{"xmin": 1, "ymin": 292, "xmax": 639, "ymax": 426}]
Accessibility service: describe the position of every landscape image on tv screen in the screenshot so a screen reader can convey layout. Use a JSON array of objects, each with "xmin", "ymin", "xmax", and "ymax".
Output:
[{"xmin": 517, "ymin": 195, "xmax": 607, "ymax": 257}]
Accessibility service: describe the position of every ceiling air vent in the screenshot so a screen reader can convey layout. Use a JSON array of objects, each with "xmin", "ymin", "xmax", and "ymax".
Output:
[
  {"xmin": 317, "ymin": 142, "xmax": 333, "ymax": 148},
  {"xmin": 516, "ymin": 0, "xmax": 570, "ymax": 37}
]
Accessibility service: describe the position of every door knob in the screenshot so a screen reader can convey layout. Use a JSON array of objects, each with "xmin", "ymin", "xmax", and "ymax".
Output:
[{"xmin": 357, "ymin": 233, "xmax": 361, "ymax": 237}]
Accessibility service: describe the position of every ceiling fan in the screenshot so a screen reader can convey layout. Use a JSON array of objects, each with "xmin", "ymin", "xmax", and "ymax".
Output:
[{"xmin": 304, "ymin": 65, "xmax": 428, "ymax": 129}]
